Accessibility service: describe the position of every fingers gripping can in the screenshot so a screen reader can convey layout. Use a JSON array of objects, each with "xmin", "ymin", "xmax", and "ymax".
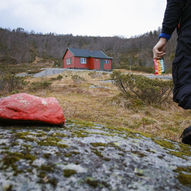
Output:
[{"xmin": 153, "ymin": 58, "xmax": 165, "ymax": 75}]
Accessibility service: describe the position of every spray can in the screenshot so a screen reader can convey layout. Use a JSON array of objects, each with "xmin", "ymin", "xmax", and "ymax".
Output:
[{"xmin": 153, "ymin": 58, "xmax": 165, "ymax": 75}]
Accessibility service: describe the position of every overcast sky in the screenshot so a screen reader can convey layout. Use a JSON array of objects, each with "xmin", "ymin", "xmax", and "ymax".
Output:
[{"xmin": 0, "ymin": 0, "xmax": 166, "ymax": 37}]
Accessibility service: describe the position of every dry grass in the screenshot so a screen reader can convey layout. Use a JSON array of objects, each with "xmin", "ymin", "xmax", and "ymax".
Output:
[{"xmin": 25, "ymin": 70, "xmax": 191, "ymax": 142}]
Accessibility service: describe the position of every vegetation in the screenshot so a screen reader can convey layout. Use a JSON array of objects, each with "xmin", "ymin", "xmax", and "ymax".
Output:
[
  {"xmin": 111, "ymin": 71, "xmax": 173, "ymax": 105},
  {"xmin": 29, "ymin": 80, "xmax": 52, "ymax": 92},
  {"xmin": 29, "ymin": 70, "xmax": 189, "ymax": 142},
  {"xmin": 0, "ymin": 68, "xmax": 190, "ymax": 142},
  {"xmin": 0, "ymin": 73, "xmax": 27, "ymax": 96},
  {"xmin": 0, "ymin": 27, "xmax": 177, "ymax": 72},
  {"xmin": 71, "ymin": 74, "xmax": 85, "ymax": 83},
  {"xmin": 63, "ymin": 169, "xmax": 77, "ymax": 177}
]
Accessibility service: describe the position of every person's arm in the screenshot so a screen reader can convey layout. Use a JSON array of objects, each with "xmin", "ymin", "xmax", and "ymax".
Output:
[
  {"xmin": 153, "ymin": 0, "xmax": 186, "ymax": 59},
  {"xmin": 161, "ymin": 0, "xmax": 186, "ymax": 39}
]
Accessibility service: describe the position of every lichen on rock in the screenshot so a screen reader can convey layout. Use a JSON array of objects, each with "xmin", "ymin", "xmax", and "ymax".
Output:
[{"xmin": 0, "ymin": 120, "xmax": 191, "ymax": 191}]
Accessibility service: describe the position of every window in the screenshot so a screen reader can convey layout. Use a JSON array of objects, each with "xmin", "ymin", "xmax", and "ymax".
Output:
[
  {"xmin": 66, "ymin": 58, "xmax": 71, "ymax": 65},
  {"xmin": 80, "ymin": 57, "xmax": 87, "ymax": 64},
  {"xmin": 104, "ymin": 60, "xmax": 109, "ymax": 64}
]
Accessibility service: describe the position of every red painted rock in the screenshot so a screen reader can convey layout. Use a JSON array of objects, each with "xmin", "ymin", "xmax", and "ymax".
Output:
[{"xmin": 0, "ymin": 93, "xmax": 65, "ymax": 125}]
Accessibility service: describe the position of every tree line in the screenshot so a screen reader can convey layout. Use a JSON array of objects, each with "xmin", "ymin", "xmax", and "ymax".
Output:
[{"xmin": 0, "ymin": 27, "xmax": 177, "ymax": 72}]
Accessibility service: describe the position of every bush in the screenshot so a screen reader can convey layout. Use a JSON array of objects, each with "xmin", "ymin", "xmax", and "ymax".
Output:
[
  {"xmin": 71, "ymin": 75, "xmax": 85, "ymax": 83},
  {"xmin": 130, "ymin": 65, "xmax": 154, "ymax": 73},
  {"xmin": 88, "ymin": 71, "xmax": 101, "ymax": 78},
  {"xmin": 111, "ymin": 71, "xmax": 173, "ymax": 105},
  {"xmin": 29, "ymin": 80, "xmax": 52, "ymax": 91},
  {"xmin": 53, "ymin": 59, "xmax": 62, "ymax": 67},
  {"xmin": 0, "ymin": 73, "xmax": 27, "ymax": 95},
  {"xmin": 50, "ymin": 74, "xmax": 63, "ymax": 81},
  {"xmin": 56, "ymin": 74, "xmax": 63, "ymax": 80}
]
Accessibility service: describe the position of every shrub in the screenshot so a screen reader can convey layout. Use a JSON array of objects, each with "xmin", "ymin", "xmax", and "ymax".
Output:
[
  {"xmin": 130, "ymin": 65, "xmax": 154, "ymax": 73},
  {"xmin": 53, "ymin": 59, "xmax": 62, "ymax": 67},
  {"xmin": 0, "ymin": 56, "xmax": 18, "ymax": 65},
  {"xmin": 88, "ymin": 71, "xmax": 103, "ymax": 78},
  {"xmin": 50, "ymin": 74, "xmax": 63, "ymax": 81},
  {"xmin": 71, "ymin": 75, "xmax": 85, "ymax": 83},
  {"xmin": 56, "ymin": 75, "xmax": 63, "ymax": 80},
  {"xmin": 111, "ymin": 71, "xmax": 173, "ymax": 105},
  {"xmin": 29, "ymin": 80, "xmax": 52, "ymax": 91},
  {"xmin": 0, "ymin": 73, "xmax": 27, "ymax": 95}
]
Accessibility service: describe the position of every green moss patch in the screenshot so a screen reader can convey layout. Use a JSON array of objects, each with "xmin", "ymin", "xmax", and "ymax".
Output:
[
  {"xmin": 85, "ymin": 177, "xmax": 110, "ymax": 188},
  {"xmin": 174, "ymin": 166, "xmax": 191, "ymax": 173},
  {"xmin": 177, "ymin": 173, "xmax": 191, "ymax": 186},
  {"xmin": 37, "ymin": 137, "xmax": 68, "ymax": 148},
  {"xmin": 37, "ymin": 164, "xmax": 58, "ymax": 186},
  {"xmin": 15, "ymin": 132, "xmax": 36, "ymax": 142},
  {"xmin": 169, "ymin": 143, "xmax": 191, "ymax": 159},
  {"xmin": 43, "ymin": 153, "xmax": 52, "ymax": 159},
  {"xmin": 63, "ymin": 169, "xmax": 77, "ymax": 177},
  {"xmin": 37, "ymin": 140, "xmax": 68, "ymax": 148},
  {"xmin": 2, "ymin": 152, "xmax": 36, "ymax": 167},
  {"xmin": 39, "ymin": 164, "xmax": 55, "ymax": 172},
  {"xmin": 131, "ymin": 151, "xmax": 146, "ymax": 158},
  {"xmin": 72, "ymin": 130, "xmax": 88, "ymax": 138},
  {"xmin": 90, "ymin": 143, "xmax": 107, "ymax": 147},
  {"xmin": 178, "ymin": 143, "xmax": 191, "ymax": 157},
  {"xmin": 86, "ymin": 177, "xmax": 99, "ymax": 188},
  {"xmin": 1, "ymin": 151, "xmax": 36, "ymax": 175},
  {"xmin": 91, "ymin": 148, "xmax": 110, "ymax": 161},
  {"xmin": 64, "ymin": 151, "xmax": 80, "ymax": 157},
  {"xmin": 153, "ymin": 139, "xmax": 175, "ymax": 150},
  {"xmin": 67, "ymin": 119, "xmax": 95, "ymax": 128},
  {"xmin": 51, "ymin": 132, "xmax": 67, "ymax": 138}
]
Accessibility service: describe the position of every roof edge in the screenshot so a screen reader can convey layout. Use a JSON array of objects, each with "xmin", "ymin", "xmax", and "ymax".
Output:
[{"xmin": 63, "ymin": 48, "xmax": 112, "ymax": 59}]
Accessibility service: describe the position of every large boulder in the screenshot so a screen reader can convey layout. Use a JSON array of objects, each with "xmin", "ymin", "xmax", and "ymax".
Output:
[{"xmin": 0, "ymin": 93, "xmax": 65, "ymax": 125}]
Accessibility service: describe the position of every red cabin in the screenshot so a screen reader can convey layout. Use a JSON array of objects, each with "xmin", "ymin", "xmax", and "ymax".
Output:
[{"xmin": 63, "ymin": 48, "xmax": 112, "ymax": 71}]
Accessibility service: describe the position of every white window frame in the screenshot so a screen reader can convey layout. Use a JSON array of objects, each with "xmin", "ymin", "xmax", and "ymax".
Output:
[
  {"xmin": 104, "ymin": 59, "xmax": 109, "ymax": 64},
  {"xmin": 80, "ymin": 57, "xmax": 87, "ymax": 64},
  {"xmin": 66, "ymin": 58, "xmax": 71, "ymax": 65}
]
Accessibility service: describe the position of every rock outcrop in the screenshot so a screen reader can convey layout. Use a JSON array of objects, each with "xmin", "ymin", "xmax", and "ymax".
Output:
[{"xmin": 0, "ymin": 120, "xmax": 191, "ymax": 190}]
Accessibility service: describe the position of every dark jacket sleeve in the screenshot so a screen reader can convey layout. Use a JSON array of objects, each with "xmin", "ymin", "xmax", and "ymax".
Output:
[{"xmin": 162, "ymin": 0, "xmax": 186, "ymax": 36}]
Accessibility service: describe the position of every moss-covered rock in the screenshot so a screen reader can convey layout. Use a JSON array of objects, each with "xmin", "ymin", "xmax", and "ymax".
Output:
[{"xmin": 0, "ymin": 119, "xmax": 191, "ymax": 191}]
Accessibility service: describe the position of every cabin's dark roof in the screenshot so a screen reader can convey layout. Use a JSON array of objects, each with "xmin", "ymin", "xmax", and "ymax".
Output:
[{"xmin": 66, "ymin": 48, "xmax": 112, "ymax": 59}]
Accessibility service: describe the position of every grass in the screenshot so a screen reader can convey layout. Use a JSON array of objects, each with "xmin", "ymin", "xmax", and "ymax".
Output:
[
  {"xmin": 7, "ymin": 68, "xmax": 191, "ymax": 142},
  {"xmin": 0, "ymin": 56, "xmax": 55, "ymax": 74}
]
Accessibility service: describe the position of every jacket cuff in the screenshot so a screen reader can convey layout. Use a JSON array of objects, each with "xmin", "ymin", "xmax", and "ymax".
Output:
[{"xmin": 159, "ymin": 33, "xmax": 171, "ymax": 40}]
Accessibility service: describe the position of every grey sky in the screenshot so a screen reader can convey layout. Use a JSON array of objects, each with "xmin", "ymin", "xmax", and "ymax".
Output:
[{"xmin": 0, "ymin": 0, "xmax": 166, "ymax": 37}]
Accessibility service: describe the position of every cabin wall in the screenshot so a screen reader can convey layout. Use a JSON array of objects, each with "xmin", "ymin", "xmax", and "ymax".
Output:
[
  {"xmin": 104, "ymin": 59, "xmax": 112, "ymax": 70},
  {"xmin": 74, "ymin": 57, "xmax": 88, "ymax": 69},
  {"xmin": 63, "ymin": 50, "xmax": 75, "ymax": 68}
]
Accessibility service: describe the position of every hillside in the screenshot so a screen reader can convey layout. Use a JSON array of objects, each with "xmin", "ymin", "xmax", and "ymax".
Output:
[
  {"xmin": 1, "ymin": 68, "xmax": 189, "ymax": 142},
  {"xmin": 0, "ymin": 27, "xmax": 177, "ymax": 73}
]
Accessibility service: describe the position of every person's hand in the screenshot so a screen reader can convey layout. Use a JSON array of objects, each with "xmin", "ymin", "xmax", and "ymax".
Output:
[{"xmin": 153, "ymin": 38, "xmax": 167, "ymax": 59}]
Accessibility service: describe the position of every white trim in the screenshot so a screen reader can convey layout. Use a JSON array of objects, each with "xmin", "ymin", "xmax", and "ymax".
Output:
[
  {"xmin": 104, "ymin": 60, "xmax": 109, "ymax": 64},
  {"xmin": 80, "ymin": 57, "xmax": 87, "ymax": 64},
  {"xmin": 66, "ymin": 58, "xmax": 71, "ymax": 65}
]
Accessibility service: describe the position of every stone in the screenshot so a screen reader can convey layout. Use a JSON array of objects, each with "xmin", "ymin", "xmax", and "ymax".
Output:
[
  {"xmin": 0, "ymin": 120, "xmax": 191, "ymax": 190},
  {"xmin": 0, "ymin": 93, "xmax": 65, "ymax": 125}
]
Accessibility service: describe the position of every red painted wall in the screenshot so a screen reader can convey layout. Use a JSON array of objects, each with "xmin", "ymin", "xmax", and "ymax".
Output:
[
  {"xmin": 104, "ymin": 59, "xmax": 112, "ymax": 70},
  {"xmin": 63, "ymin": 50, "xmax": 112, "ymax": 70},
  {"xmin": 63, "ymin": 50, "xmax": 75, "ymax": 68},
  {"xmin": 88, "ymin": 58, "xmax": 94, "ymax": 70},
  {"xmin": 74, "ymin": 57, "xmax": 88, "ymax": 69},
  {"xmin": 93, "ymin": 58, "xmax": 100, "ymax": 70}
]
